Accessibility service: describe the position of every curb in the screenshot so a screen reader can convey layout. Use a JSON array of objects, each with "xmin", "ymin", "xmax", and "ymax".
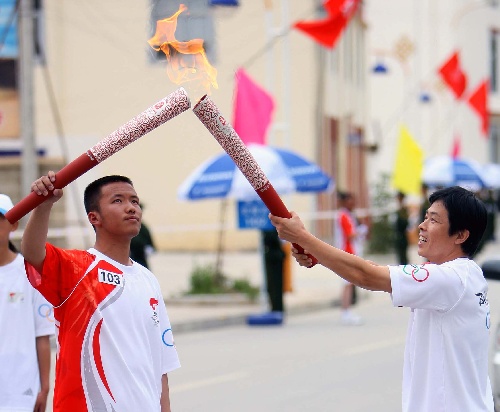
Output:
[{"xmin": 169, "ymin": 297, "xmax": 341, "ymax": 334}]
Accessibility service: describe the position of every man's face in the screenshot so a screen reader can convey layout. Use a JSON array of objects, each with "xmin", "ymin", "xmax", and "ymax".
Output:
[
  {"xmin": 417, "ymin": 200, "xmax": 460, "ymax": 264},
  {"xmin": 343, "ymin": 196, "xmax": 355, "ymax": 211},
  {"xmin": 93, "ymin": 182, "xmax": 142, "ymax": 238}
]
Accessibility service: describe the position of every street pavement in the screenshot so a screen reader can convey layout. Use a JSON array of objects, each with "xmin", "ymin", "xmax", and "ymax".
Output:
[
  {"xmin": 151, "ymin": 240, "xmax": 500, "ymax": 333},
  {"xmin": 45, "ymin": 239, "xmax": 500, "ymax": 410}
]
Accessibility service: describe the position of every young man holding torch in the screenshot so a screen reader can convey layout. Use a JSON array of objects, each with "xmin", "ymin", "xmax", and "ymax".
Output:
[
  {"xmin": 21, "ymin": 172, "xmax": 180, "ymax": 412},
  {"xmin": 270, "ymin": 186, "xmax": 494, "ymax": 412}
]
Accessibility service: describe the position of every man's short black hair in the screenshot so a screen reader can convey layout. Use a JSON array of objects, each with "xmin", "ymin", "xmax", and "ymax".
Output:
[
  {"xmin": 428, "ymin": 186, "xmax": 487, "ymax": 257},
  {"xmin": 337, "ymin": 191, "xmax": 353, "ymax": 201},
  {"xmin": 84, "ymin": 175, "xmax": 133, "ymax": 214}
]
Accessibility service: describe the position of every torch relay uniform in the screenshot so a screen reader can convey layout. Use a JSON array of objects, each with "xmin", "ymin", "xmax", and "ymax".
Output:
[
  {"xmin": 390, "ymin": 257, "xmax": 494, "ymax": 412},
  {"xmin": 0, "ymin": 254, "xmax": 54, "ymax": 412},
  {"xmin": 25, "ymin": 244, "xmax": 180, "ymax": 412}
]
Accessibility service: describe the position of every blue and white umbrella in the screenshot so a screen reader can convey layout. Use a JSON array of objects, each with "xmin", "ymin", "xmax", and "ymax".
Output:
[
  {"xmin": 178, "ymin": 144, "xmax": 333, "ymax": 200},
  {"xmin": 482, "ymin": 163, "xmax": 500, "ymax": 189},
  {"xmin": 422, "ymin": 156, "xmax": 488, "ymax": 192}
]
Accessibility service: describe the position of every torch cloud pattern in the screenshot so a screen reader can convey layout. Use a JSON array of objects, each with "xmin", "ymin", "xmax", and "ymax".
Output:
[
  {"xmin": 6, "ymin": 88, "xmax": 191, "ymax": 223},
  {"xmin": 193, "ymin": 94, "xmax": 318, "ymax": 267},
  {"xmin": 89, "ymin": 88, "xmax": 191, "ymax": 163},
  {"xmin": 192, "ymin": 95, "xmax": 269, "ymax": 192}
]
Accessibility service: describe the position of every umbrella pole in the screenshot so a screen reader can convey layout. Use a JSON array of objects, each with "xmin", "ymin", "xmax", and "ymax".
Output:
[{"xmin": 214, "ymin": 198, "xmax": 228, "ymax": 284}]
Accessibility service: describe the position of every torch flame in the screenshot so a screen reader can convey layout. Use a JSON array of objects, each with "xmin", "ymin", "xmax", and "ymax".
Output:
[{"xmin": 148, "ymin": 4, "xmax": 218, "ymax": 97}]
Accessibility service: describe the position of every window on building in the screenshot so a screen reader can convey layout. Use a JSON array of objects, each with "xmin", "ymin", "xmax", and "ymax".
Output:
[
  {"xmin": 0, "ymin": 0, "xmax": 45, "ymax": 62},
  {"xmin": 149, "ymin": 0, "xmax": 216, "ymax": 64},
  {"xmin": 491, "ymin": 29, "xmax": 499, "ymax": 93}
]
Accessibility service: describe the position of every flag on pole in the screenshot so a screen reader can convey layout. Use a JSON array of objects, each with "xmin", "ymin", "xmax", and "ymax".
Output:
[
  {"xmin": 437, "ymin": 51, "xmax": 467, "ymax": 99},
  {"xmin": 451, "ymin": 133, "xmax": 461, "ymax": 159},
  {"xmin": 467, "ymin": 80, "xmax": 489, "ymax": 137},
  {"xmin": 392, "ymin": 125, "xmax": 424, "ymax": 195},
  {"xmin": 293, "ymin": 0, "xmax": 360, "ymax": 49},
  {"xmin": 232, "ymin": 68, "xmax": 275, "ymax": 145}
]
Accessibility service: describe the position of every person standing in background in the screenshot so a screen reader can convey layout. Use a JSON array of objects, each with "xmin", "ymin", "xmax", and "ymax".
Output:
[
  {"xmin": 334, "ymin": 191, "xmax": 365, "ymax": 326},
  {"xmin": 394, "ymin": 191, "xmax": 410, "ymax": 265},
  {"xmin": 419, "ymin": 183, "xmax": 431, "ymax": 225},
  {"xmin": 130, "ymin": 204, "xmax": 156, "ymax": 269},
  {"xmin": 0, "ymin": 194, "xmax": 54, "ymax": 412},
  {"xmin": 261, "ymin": 228, "xmax": 285, "ymax": 313}
]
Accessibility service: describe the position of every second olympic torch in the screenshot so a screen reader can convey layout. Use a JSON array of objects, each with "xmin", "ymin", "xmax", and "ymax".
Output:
[
  {"xmin": 6, "ymin": 87, "xmax": 191, "ymax": 223},
  {"xmin": 193, "ymin": 95, "xmax": 318, "ymax": 267}
]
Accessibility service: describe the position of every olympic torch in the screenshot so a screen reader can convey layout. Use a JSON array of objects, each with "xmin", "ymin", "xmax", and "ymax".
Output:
[
  {"xmin": 6, "ymin": 87, "xmax": 191, "ymax": 223},
  {"xmin": 193, "ymin": 95, "xmax": 318, "ymax": 267}
]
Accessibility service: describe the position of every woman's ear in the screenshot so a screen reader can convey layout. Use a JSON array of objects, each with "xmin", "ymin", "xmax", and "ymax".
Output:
[{"xmin": 455, "ymin": 229, "xmax": 470, "ymax": 245}]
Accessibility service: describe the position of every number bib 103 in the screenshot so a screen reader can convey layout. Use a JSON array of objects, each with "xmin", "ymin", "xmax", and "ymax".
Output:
[{"xmin": 98, "ymin": 269, "xmax": 123, "ymax": 288}]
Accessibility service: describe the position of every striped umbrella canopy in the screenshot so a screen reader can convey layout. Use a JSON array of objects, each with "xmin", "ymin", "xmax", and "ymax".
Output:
[
  {"xmin": 178, "ymin": 144, "xmax": 333, "ymax": 201},
  {"xmin": 422, "ymin": 156, "xmax": 488, "ymax": 192}
]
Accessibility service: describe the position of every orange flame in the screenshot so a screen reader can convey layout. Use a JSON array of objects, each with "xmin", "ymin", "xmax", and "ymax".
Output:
[{"xmin": 148, "ymin": 4, "xmax": 218, "ymax": 96}]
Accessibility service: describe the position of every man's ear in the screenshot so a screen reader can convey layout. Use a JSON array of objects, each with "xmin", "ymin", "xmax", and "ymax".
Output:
[
  {"xmin": 455, "ymin": 229, "xmax": 470, "ymax": 245},
  {"xmin": 88, "ymin": 212, "xmax": 100, "ymax": 227}
]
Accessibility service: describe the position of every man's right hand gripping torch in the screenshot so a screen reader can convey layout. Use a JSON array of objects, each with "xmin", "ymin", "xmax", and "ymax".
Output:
[{"xmin": 192, "ymin": 94, "xmax": 317, "ymax": 268}]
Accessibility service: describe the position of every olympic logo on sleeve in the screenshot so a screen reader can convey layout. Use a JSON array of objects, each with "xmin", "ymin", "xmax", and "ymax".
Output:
[
  {"xmin": 403, "ymin": 264, "xmax": 430, "ymax": 282},
  {"xmin": 162, "ymin": 328, "xmax": 174, "ymax": 347},
  {"xmin": 38, "ymin": 303, "xmax": 55, "ymax": 322}
]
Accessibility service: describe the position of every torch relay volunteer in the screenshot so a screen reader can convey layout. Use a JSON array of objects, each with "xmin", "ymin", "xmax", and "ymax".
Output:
[{"xmin": 270, "ymin": 186, "xmax": 494, "ymax": 412}]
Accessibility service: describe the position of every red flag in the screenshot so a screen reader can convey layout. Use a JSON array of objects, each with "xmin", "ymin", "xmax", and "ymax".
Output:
[
  {"xmin": 468, "ymin": 80, "xmax": 489, "ymax": 137},
  {"xmin": 232, "ymin": 68, "xmax": 274, "ymax": 145},
  {"xmin": 437, "ymin": 52, "xmax": 467, "ymax": 99},
  {"xmin": 451, "ymin": 133, "xmax": 461, "ymax": 158},
  {"xmin": 293, "ymin": 0, "xmax": 360, "ymax": 49}
]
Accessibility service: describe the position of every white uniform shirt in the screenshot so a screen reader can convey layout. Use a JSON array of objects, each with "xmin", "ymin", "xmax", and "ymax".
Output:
[
  {"xmin": 390, "ymin": 258, "xmax": 494, "ymax": 412},
  {"xmin": 0, "ymin": 254, "xmax": 54, "ymax": 412},
  {"xmin": 29, "ymin": 245, "xmax": 180, "ymax": 412}
]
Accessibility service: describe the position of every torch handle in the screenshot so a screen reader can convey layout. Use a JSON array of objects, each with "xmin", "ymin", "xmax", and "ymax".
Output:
[
  {"xmin": 6, "ymin": 87, "xmax": 191, "ymax": 224},
  {"xmin": 257, "ymin": 182, "xmax": 318, "ymax": 267},
  {"xmin": 5, "ymin": 153, "xmax": 98, "ymax": 224},
  {"xmin": 192, "ymin": 95, "xmax": 317, "ymax": 267}
]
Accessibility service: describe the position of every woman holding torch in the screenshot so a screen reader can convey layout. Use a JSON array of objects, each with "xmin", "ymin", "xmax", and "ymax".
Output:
[{"xmin": 270, "ymin": 186, "xmax": 494, "ymax": 412}]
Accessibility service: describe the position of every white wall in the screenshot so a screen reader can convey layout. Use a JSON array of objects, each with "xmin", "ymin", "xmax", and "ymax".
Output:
[
  {"xmin": 32, "ymin": 0, "xmax": 320, "ymax": 251},
  {"xmin": 365, "ymin": 0, "xmax": 500, "ymax": 188}
]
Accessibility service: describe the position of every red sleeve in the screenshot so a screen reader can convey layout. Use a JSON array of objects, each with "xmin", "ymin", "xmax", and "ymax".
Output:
[
  {"xmin": 340, "ymin": 214, "xmax": 355, "ymax": 237},
  {"xmin": 28, "ymin": 244, "xmax": 95, "ymax": 307},
  {"xmin": 339, "ymin": 213, "xmax": 355, "ymax": 254}
]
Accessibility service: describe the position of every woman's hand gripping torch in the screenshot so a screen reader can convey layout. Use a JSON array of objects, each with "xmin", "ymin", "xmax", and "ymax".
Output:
[
  {"xmin": 192, "ymin": 95, "xmax": 318, "ymax": 268},
  {"xmin": 6, "ymin": 88, "xmax": 191, "ymax": 223}
]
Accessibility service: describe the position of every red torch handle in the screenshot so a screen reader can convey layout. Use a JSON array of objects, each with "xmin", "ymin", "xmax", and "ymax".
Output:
[
  {"xmin": 257, "ymin": 182, "xmax": 318, "ymax": 266},
  {"xmin": 5, "ymin": 153, "xmax": 97, "ymax": 224},
  {"xmin": 192, "ymin": 94, "xmax": 317, "ymax": 267},
  {"xmin": 6, "ymin": 87, "xmax": 191, "ymax": 224}
]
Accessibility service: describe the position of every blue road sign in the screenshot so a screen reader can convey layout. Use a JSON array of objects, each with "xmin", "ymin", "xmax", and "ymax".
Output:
[{"xmin": 237, "ymin": 200, "xmax": 273, "ymax": 230}]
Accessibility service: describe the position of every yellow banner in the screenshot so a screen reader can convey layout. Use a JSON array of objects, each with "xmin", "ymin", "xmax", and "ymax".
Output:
[{"xmin": 391, "ymin": 125, "xmax": 423, "ymax": 195}]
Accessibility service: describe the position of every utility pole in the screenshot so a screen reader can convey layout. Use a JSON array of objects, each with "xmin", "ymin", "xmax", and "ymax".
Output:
[{"xmin": 18, "ymin": 0, "xmax": 36, "ymax": 202}]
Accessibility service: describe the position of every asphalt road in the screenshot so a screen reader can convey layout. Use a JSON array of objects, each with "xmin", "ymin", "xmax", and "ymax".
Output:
[
  {"xmin": 45, "ymin": 253, "xmax": 500, "ymax": 411},
  {"xmin": 169, "ymin": 292, "xmax": 408, "ymax": 412}
]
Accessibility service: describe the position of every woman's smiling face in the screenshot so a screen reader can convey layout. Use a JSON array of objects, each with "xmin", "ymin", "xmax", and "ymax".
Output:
[{"xmin": 418, "ymin": 200, "xmax": 466, "ymax": 264}]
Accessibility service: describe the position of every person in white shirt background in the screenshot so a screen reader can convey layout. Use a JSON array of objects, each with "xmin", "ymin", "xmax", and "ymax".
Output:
[
  {"xmin": 334, "ymin": 191, "xmax": 367, "ymax": 325},
  {"xmin": 270, "ymin": 186, "xmax": 494, "ymax": 412},
  {"xmin": 0, "ymin": 194, "xmax": 54, "ymax": 412}
]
